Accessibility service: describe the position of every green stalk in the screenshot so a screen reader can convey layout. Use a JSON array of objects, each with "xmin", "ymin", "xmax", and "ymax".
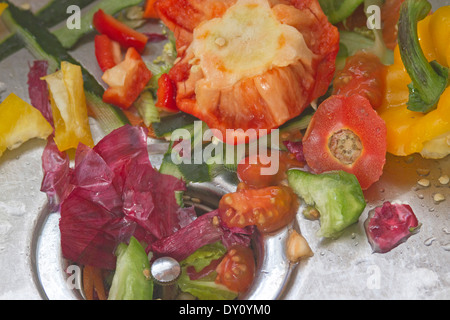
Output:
[
  {"xmin": 0, "ymin": 0, "xmax": 96, "ymax": 61},
  {"xmin": 398, "ymin": 0, "xmax": 449, "ymax": 113}
]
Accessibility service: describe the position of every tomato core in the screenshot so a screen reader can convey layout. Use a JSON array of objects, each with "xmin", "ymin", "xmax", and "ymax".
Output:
[{"xmin": 328, "ymin": 129, "xmax": 363, "ymax": 165}]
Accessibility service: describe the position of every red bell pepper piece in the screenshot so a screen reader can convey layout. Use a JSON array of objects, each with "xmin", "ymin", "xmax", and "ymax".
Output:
[
  {"xmin": 101, "ymin": 47, "xmax": 152, "ymax": 109},
  {"xmin": 94, "ymin": 34, "xmax": 122, "ymax": 72},
  {"xmin": 93, "ymin": 9, "xmax": 148, "ymax": 53},
  {"xmin": 143, "ymin": 0, "xmax": 159, "ymax": 19},
  {"xmin": 155, "ymin": 73, "xmax": 178, "ymax": 112}
]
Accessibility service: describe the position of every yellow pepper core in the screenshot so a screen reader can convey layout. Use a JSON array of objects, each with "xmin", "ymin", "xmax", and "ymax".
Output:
[
  {"xmin": 378, "ymin": 6, "xmax": 450, "ymax": 159},
  {"xmin": 43, "ymin": 61, "xmax": 94, "ymax": 152},
  {"xmin": 0, "ymin": 93, "xmax": 53, "ymax": 158}
]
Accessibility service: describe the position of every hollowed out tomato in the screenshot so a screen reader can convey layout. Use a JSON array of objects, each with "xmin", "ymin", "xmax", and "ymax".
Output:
[{"xmin": 302, "ymin": 94, "xmax": 387, "ymax": 190}]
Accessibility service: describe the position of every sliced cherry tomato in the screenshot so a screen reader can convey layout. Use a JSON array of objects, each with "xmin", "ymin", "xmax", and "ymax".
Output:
[
  {"xmin": 94, "ymin": 34, "xmax": 122, "ymax": 72},
  {"xmin": 156, "ymin": 0, "xmax": 339, "ymax": 144},
  {"xmin": 102, "ymin": 47, "xmax": 152, "ymax": 109},
  {"xmin": 219, "ymin": 183, "xmax": 299, "ymax": 233},
  {"xmin": 381, "ymin": 0, "xmax": 405, "ymax": 50},
  {"xmin": 302, "ymin": 94, "xmax": 387, "ymax": 190},
  {"xmin": 237, "ymin": 151, "xmax": 304, "ymax": 189},
  {"xmin": 155, "ymin": 73, "xmax": 178, "ymax": 112},
  {"xmin": 215, "ymin": 245, "xmax": 255, "ymax": 293},
  {"xmin": 333, "ymin": 51, "xmax": 387, "ymax": 110},
  {"xmin": 93, "ymin": 9, "xmax": 148, "ymax": 53}
]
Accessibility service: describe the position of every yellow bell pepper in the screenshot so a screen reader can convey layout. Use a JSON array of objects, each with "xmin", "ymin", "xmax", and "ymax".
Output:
[
  {"xmin": 0, "ymin": 93, "xmax": 53, "ymax": 157},
  {"xmin": 43, "ymin": 61, "xmax": 94, "ymax": 151},
  {"xmin": 0, "ymin": 3, "xmax": 7, "ymax": 16},
  {"xmin": 378, "ymin": 5, "xmax": 450, "ymax": 159}
]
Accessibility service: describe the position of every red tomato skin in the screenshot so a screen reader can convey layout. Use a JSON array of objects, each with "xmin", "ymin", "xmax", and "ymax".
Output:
[
  {"xmin": 333, "ymin": 52, "xmax": 387, "ymax": 109},
  {"xmin": 93, "ymin": 9, "xmax": 148, "ymax": 53},
  {"xmin": 215, "ymin": 245, "xmax": 255, "ymax": 293},
  {"xmin": 219, "ymin": 184, "xmax": 299, "ymax": 233},
  {"xmin": 302, "ymin": 94, "xmax": 387, "ymax": 190},
  {"xmin": 237, "ymin": 151, "xmax": 305, "ymax": 189}
]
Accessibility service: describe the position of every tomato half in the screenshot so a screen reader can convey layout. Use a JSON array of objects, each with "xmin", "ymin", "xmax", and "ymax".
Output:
[
  {"xmin": 237, "ymin": 151, "xmax": 305, "ymax": 189},
  {"xmin": 333, "ymin": 51, "xmax": 387, "ymax": 110},
  {"xmin": 219, "ymin": 183, "xmax": 299, "ymax": 233},
  {"xmin": 215, "ymin": 245, "xmax": 255, "ymax": 293},
  {"xmin": 302, "ymin": 94, "xmax": 387, "ymax": 190},
  {"xmin": 155, "ymin": 0, "xmax": 339, "ymax": 144}
]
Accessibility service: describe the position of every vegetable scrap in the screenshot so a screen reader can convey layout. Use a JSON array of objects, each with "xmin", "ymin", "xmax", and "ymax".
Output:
[{"xmin": 364, "ymin": 201, "xmax": 420, "ymax": 253}]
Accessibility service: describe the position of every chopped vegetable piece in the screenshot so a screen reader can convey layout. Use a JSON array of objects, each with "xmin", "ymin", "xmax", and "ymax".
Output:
[
  {"xmin": 236, "ymin": 151, "xmax": 305, "ymax": 189},
  {"xmin": 155, "ymin": 73, "xmax": 178, "ymax": 112},
  {"xmin": 27, "ymin": 60, "xmax": 53, "ymax": 128},
  {"xmin": 333, "ymin": 51, "xmax": 387, "ymax": 109},
  {"xmin": 215, "ymin": 245, "xmax": 255, "ymax": 293},
  {"xmin": 42, "ymin": 61, "xmax": 94, "ymax": 151},
  {"xmin": 93, "ymin": 9, "xmax": 148, "ymax": 53},
  {"xmin": 59, "ymin": 125, "xmax": 195, "ymax": 269},
  {"xmin": 219, "ymin": 183, "xmax": 299, "ymax": 233},
  {"xmin": 287, "ymin": 170, "xmax": 366, "ymax": 238},
  {"xmin": 378, "ymin": 5, "xmax": 450, "ymax": 158},
  {"xmin": 398, "ymin": 0, "xmax": 449, "ymax": 113},
  {"xmin": 381, "ymin": 0, "xmax": 406, "ymax": 50},
  {"xmin": 157, "ymin": 0, "xmax": 339, "ymax": 144},
  {"xmin": 108, "ymin": 237, "xmax": 154, "ymax": 300},
  {"xmin": 302, "ymin": 94, "xmax": 387, "ymax": 190},
  {"xmin": 83, "ymin": 265, "xmax": 107, "ymax": 300},
  {"xmin": 94, "ymin": 34, "xmax": 122, "ymax": 72},
  {"xmin": 149, "ymin": 210, "xmax": 254, "ymax": 261},
  {"xmin": 40, "ymin": 137, "xmax": 73, "ymax": 212},
  {"xmin": 143, "ymin": 0, "xmax": 159, "ymax": 19},
  {"xmin": 102, "ymin": 47, "xmax": 152, "ymax": 109},
  {"xmin": 178, "ymin": 243, "xmax": 238, "ymax": 300},
  {"xmin": 364, "ymin": 201, "xmax": 420, "ymax": 253},
  {"xmin": 0, "ymin": 93, "xmax": 53, "ymax": 158},
  {"xmin": 286, "ymin": 230, "xmax": 313, "ymax": 263},
  {"xmin": 0, "ymin": 3, "xmax": 6, "ymax": 15},
  {"xmin": 318, "ymin": 0, "xmax": 364, "ymax": 24}
]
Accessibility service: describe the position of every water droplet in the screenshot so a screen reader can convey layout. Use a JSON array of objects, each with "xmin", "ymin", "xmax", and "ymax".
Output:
[
  {"xmin": 351, "ymin": 233, "xmax": 356, "ymax": 239},
  {"xmin": 417, "ymin": 194, "xmax": 424, "ymax": 199},
  {"xmin": 441, "ymin": 243, "xmax": 450, "ymax": 251},
  {"xmin": 428, "ymin": 207, "xmax": 435, "ymax": 212},
  {"xmin": 424, "ymin": 237, "xmax": 436, "ymax": 246},
  {"xmin": 442, "ymin": 227, "xmax": 450, "ymax": 235}
]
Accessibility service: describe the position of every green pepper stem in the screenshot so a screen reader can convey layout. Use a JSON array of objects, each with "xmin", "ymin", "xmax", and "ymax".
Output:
[{"xmin": 398, "ymin": 0, "xmax": 449, "ymax": 113}]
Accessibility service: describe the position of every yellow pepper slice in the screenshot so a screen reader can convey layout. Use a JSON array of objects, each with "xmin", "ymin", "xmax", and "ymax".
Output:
[
  {"xmin": 43, "ymin": 61, "xmax": 94, "ymax": 151},
  {"xmin": 378, "ymin": 6, "xmax": 450, "ymax": 158},
  {"xmin": 0, "ymin": 93, "xmax": 53, "ymax": 157},
  {"xmin": 0, "ymin": 3, "xmax": 7, "ymax": 16}
]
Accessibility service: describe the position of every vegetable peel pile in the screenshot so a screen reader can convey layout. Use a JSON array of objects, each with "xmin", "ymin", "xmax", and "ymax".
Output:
[{"xmin": 0, "ymin": 0, "xmax": 449, "ymax": 300}]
